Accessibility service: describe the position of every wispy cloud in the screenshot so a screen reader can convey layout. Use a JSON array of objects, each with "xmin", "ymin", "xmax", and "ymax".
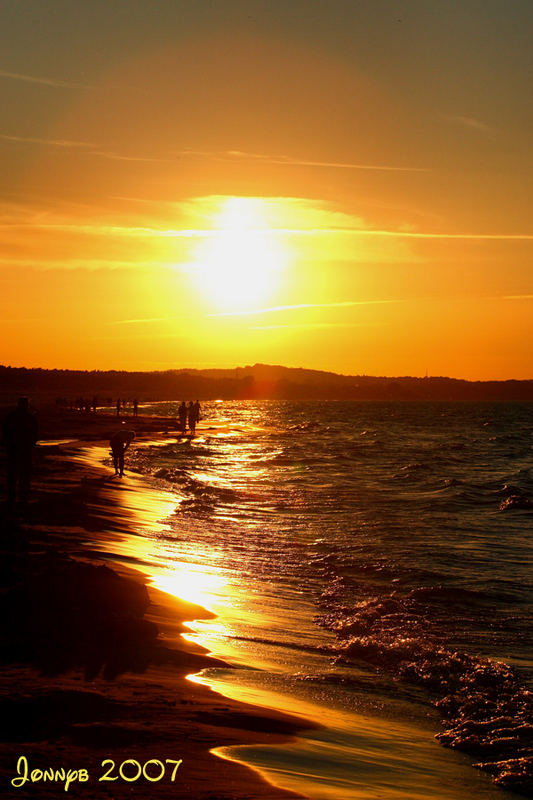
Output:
[
  {"xmin": 105, "ymin": 303, "xmax": 395, "ymax": 327},
  {"xmin": 503, "ymin": 294, "xmax": 533, "ymax": 300},
  {"xmin": 90, "ymin": 150, "xmax": 169, "ymax": 163},
  {"xmin": 106, "ymin": 316, "xmax": 178, "ymax": 325},
  {"xmin": 1, "ymin": 133, "xmax": 168, "ymax": 163},
  {"xmin": 92, "ymin": 331, "xmax": 188, "ymax": 342},
  {"xmin": 0, "ymin": 198, "xmax": 533, "ymax": 242},
  {"xmin": 210, "ymin": 228, "xmax": 533, "ymax": 240},
  {"xmin": 0, "ymin": 258, "xmax": 171, "ymax": 271},
  {"xmin": 343, "ymin": 230, "xmax": 533, "ymax": 240},
  {"xmin": 252, "ymin": 322, "xmax": 373, "ymax": 331},
  {"xmin": 1, "ymin": 134, "xmax": 94, "ymax": 148},
  {"xmin": 0, "ymin": 220, "xmax": 209, "ymax": 238},
  {"xmin": 2, "ymin": 212, "xmax": 532, "ymax": 244},
  {"xmin": 0, "ymin": 69, "xmax": 91, "ymax": 89},
  {"xmin": 2, "ymin": 196, "xmax": 531, "ymax": 284},
  {"xmin": 209, "ymin": 300, "xmax": 398, "ymax": 318},
  {"xmin": 181, "ymin": 148, "xmax": 430, "ymax": 173},
  {"xmin": 444, "ymin": 114, "xmax": 492, "ymax": 133}
]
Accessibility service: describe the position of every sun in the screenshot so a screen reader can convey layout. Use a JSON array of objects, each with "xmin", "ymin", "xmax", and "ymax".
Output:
[{"xmin": 190, "ymin": 197, "xmax": 287, "ymax": 309}]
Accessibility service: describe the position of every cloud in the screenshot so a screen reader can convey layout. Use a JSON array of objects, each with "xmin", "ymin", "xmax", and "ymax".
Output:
[
  {"xmin": 106, "ymin": 316, "xmax": 178, "ymax": 325},
  {"xmin": 105, "ymin": 196, "xmax": 533, "ymax": 241},
  {"xmin": 0, "ymin": 220, "xmax": 210, "ymax": 238},
  {"xmin": 251, "ymin": 322, "xmax": 376, "ymax": 330},
  {"xmin": 1, "ymin": 134, "xmax": 94, "ymax": 148},
  {"xmin": 2, "ymin": 195, "xmax": 531, "ymax": 281},
  {"xmin": 363, "ymin": 231, "xmax": 533, "ymax": 240},
  {"xmin": 0, "ymin": 258, "xmax": 168, "ymax": 271},
  {"xmin": 97, "ymin": 301, "xmax": 398, "ymax": 327},
  {"xmin": 1, "ymin": 133, "xmax": 167, "ymax": 162},
  {"xmin": 2, "ymin": 195, "xmax": 532, "ymax": 245},
  {"xmin": 180, "ymin": 149, "xmax": 430, "ymax": 173},
  {"xmin": 444, "ymin": 114, "xmax": 491, "ymax": 133},
  {"xmin": 209, "ymin": 300, "xmax": 398, "ymax": 318},
  {"xmin": 223, "ymin": 228, "xmax": 533, "ymax": 240},
  {"xmin": 90, "ymin": 150, "xmax": 169, "ymax": 163},
  {"xmin": 0, "ymin": 69, "xmax": 91, "ymax": 89}
]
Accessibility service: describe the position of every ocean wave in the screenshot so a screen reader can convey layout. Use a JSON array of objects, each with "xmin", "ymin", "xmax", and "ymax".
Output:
[
  {"xmin": 391, "ymin": 462, "xmax": 429, "ymax": 480},
  {"xmin": 114, "ymin": 400, "xmax": 532, "ymax": 794},
  {"xmin": 287, "ymin": 421, "xmax": 323, "ymax": 432},
  {"xmin": 318, "ymin": 579, "xmax": 533, "ymax": 794},
  {"xmin": 499, "ymin": 495, "xmax": 533, "ymax": 512}
]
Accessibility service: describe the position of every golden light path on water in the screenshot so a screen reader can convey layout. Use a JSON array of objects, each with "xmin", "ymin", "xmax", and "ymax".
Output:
[
  {"xmin": 79, "ymin": 444, "xmax": 231, "ymax": 609},
  {"xmin": 77, "ymin": 438, "xmax": 513, "ymax": 800},
  {"xmin": 78, "ymin": 440, "xmax": 267, "ymax": 663}
]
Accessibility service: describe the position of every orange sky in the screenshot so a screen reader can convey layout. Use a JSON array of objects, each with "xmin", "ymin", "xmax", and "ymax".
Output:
[{"xmin": 1, "ymin": 1, "xmax": 532, "ymax": 379}]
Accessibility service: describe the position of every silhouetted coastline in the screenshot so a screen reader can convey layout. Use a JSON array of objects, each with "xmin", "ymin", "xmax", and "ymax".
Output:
[
  {"xmin": 0, "ymin": 409, "xmax": 306, "ymax": 800},
  {"xmin": 1, "ymin": 363, "xmax": 533, "ymax": 402}
]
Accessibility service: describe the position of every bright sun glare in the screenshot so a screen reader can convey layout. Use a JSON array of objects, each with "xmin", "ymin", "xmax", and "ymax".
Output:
[{"xmin": 190, "ymin": 197, "xmax": 287, "ymax": 309}]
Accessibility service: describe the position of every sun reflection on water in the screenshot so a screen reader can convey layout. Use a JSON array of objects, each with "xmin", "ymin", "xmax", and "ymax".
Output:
[{"xmin": 150, "ymin": 564, "xmax": 230, "ymax": 612}]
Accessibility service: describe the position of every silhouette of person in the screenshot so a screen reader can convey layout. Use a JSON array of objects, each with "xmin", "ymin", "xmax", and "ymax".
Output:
[
  {"xmin": 133, "ymin": 398, "xmax": 139, "ymax": 417},
  {"xmin": 193, "ymin": 399, "xmax": 201, "ymax": 427},
  {"xmin": 116, "ymin": 398, "xmax": 121, "ymax": 417},
  {"xmin": 187, "ymin": 401, "xmax": 196, "ymax": 435},
  {"xmin": 109, "ymin": 429, "xmax": 135, "ymax": 477},
  {"xmin": 178, "ymin": 401, "xmax": 187, "ymax": 436},
  {"xmin": 2, "ymin": 397, "xmax": 39, "ymax": 504}
]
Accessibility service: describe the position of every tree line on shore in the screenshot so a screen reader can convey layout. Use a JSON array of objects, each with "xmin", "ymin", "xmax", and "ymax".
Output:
[{"xmin": 1, "ymin": 364, "xmax": 532, "ymax": 402}]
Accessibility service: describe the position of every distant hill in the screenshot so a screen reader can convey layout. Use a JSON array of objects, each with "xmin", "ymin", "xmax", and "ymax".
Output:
[{"xmin": 1, "ymin": 363, "xmax": 533, "ymax": 402}]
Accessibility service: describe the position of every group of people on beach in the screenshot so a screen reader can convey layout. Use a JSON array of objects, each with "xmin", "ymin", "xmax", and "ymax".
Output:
[
  {"xmin": 2, "ymin": 395, "xmax": 204, "ymax": 503},
  {"xmin": 108, "ymin": 400, "xmax": 201, "ymax": 480},
  {"xmin": 116, "ymin": 398, "xmax": 139, "ymax": 417},
  {"xmin": 58, "ymin": 397, "xmax": 140, "ymax": 416},
  {"xmin": 178, "ymin": 400, "xmax": 201, "ymax": 436}
]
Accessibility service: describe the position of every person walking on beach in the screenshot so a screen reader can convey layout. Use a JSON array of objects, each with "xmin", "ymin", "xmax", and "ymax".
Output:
[
  {"xmin": 187, "ymin": 399, "xmax": 201, "ymax": 435},
  {"xmin": 116, "ymin": 398, "xmax": 121, "ymax": 417},
  {"xmin": 193, "ymin": 399, "xmax": 201, "ymax": 427},
  {"xmin": 2, "ymin": 397, "xmax": 39, "ymax": 504},
  {"xmin": 178, "ymin": 401, "xmax": 187, "ymax": 436},
  {"xmin": 187, "ymin": 401, "xmax": 196, "ymax": 435},
  {"xmin": 109, "ymin": 429, "xmax": 135, "ymax": 477},
  {"xmin": 133, "ymin": 398, "xmax": 139, "ymax": 417}
]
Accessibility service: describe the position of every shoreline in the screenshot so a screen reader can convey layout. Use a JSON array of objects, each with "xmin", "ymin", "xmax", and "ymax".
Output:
[
  {"xmin": 0, "ymin": 407, "xmax": 311, "ymax": 800},
  {"xmin": 3, "ymin": 404, "xmax": 529, "ymax": 800}
]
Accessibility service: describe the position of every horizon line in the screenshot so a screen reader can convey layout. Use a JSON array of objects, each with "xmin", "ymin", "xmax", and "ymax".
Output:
[{"xmin": 1, "ymin": 362, "xmax": 532, "ymax": 384}]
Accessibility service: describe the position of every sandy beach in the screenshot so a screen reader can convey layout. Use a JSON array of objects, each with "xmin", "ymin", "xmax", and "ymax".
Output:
[{"xmin": 0, "ymin": 405, "xmax": 309, "ymax": 800}]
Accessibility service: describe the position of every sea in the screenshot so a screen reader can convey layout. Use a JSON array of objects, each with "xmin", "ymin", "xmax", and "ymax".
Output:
[{"xmin": 111, "ymin": 401, "xmax": 533, "ymax": 800}]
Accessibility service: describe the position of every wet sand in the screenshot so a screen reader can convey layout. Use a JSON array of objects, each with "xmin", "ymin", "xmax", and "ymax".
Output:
[{"xmin": 0, "ymin": 406, "xmax": 310, "ymax": 800}]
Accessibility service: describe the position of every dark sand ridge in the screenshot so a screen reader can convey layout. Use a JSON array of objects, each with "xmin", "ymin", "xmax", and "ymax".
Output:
[{"xmin": 0, "ymin": 406, "xmax": 313, "ymax": 800}]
